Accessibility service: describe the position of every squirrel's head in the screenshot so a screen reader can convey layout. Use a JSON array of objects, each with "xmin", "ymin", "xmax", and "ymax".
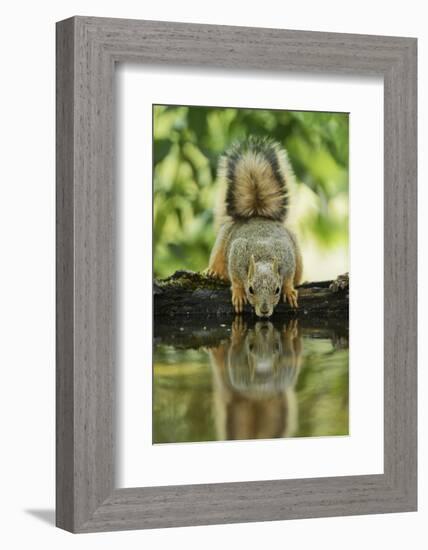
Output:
[{"xmin": 246, "ymin": 255, "xmax": 282, "ymax": 318}]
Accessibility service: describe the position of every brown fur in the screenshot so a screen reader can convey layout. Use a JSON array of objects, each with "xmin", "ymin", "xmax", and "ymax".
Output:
[{"xmin": 207, "ymin": 138, "xmax": 303, "ymax": 316}]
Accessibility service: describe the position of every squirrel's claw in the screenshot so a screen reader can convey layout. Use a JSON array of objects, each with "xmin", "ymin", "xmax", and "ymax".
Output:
[
  {"xmin": 232, "ymin": 317, "xmax": 247, "ymax": 333},
  {"xmin": 284, "ymin": 287, "xmax": 299, "ymax": 309},
  {"xmin": 232, "ymin": 285, "xmax": 247, "ymax": 314},
  {"xmin": 204, "ymin": 267, "xmax": 227, "ymax": 280},
  {"xmin": 231, "ymin": 317, "xmax": 247, "ymax": 342},
  {"xmin": 283, "ymin": 318, "xmax": 299, "ymax": 340},
  {"xmin": 204, "ymin": 267, "xmax": 216, "ymax": 278},
  {"xmin": 232, "ymin": 295, "xmax": 246, "ymax": 314}
]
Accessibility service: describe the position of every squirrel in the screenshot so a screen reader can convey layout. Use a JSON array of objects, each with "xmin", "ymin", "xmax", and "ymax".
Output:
[
  {"xmin": 209, "ymin": 318, "xmax": 302, "ymax": 440},
  {"xmin": 206, "ymin": 136, "xmax": 303, "ymax": 317}
]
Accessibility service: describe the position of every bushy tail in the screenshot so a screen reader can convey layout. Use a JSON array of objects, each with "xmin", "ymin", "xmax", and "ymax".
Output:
[{"xmin": 217, "ymin": 136, "xmax": 294, "ymax": 223}]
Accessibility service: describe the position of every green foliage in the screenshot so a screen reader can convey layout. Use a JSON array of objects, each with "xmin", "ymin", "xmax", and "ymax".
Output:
[{"xmin": 154, "ymin": 105, "xmax": 349, "ymax": 278}]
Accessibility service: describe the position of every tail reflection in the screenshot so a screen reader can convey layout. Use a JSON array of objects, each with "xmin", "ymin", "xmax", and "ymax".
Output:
[{"xmin": 209, "ymin": 318, "xmax": 303, "ymax": 441}]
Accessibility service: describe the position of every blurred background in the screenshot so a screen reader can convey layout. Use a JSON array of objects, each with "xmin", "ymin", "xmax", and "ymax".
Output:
[{"xmin": 153, "ymin": 105, "xmax": 349, "ymax": 282}]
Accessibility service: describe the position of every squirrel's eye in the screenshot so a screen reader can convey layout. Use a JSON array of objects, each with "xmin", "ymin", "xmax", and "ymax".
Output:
[
  {"xmin": 275, "ymin": 287, "xmax": 280, "ymax": 294},
  {"xmin": 249, "ymin": 286, "xmax": 254, "ymax": 295}
]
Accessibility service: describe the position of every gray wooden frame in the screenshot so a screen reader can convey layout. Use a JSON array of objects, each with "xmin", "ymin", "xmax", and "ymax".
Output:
[{"xmin": 56, "ymin": 16, "xmax": 417, "ymax": 533}]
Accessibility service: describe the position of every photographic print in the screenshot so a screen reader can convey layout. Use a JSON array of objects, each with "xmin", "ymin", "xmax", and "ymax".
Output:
[
  {"xmin": 55, "ymin": 18, "xmax": 417, "ymax": 531},
  {"xmin": 153, "ymin": 104, "xmax": 349, "ymax": 444}
]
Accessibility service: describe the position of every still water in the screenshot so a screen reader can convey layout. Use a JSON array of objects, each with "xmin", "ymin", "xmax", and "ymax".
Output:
[{"xmin": 153, "ymin": 318, "xmax": 348, "ymax": 444}]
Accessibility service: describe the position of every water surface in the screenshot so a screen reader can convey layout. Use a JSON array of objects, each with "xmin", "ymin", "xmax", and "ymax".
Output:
[{"xmin": 153, "ymin": 318, "xmax": 348, "ymax": 444}]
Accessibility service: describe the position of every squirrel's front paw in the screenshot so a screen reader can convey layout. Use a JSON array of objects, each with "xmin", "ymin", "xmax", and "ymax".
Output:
[
  {"xmin": 283, "ymin": 286, "xmax": 299, "ymax": 309},
  {"xmin": 204, "ymin": 267, "xmax": 217, "ymax": 278},
  {"xmin": 231, "ymin": 317, "xmax": 247, "ymax": 342},
  {"xmin": 204, "ymin": 267, "xmax": 226, "ymax": 280},
  {"xmin": 231, "ymin": 285, "xmax": 247, "ymax": 314},
  {"xmin": 284, "ymin": 318, "xmax": 299, "ymax": 339}
]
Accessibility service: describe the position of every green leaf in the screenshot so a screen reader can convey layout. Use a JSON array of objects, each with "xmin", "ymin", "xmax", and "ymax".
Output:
[{"xmin": 154, "ymin": 138, "xmax": 173, "ymax": 165}]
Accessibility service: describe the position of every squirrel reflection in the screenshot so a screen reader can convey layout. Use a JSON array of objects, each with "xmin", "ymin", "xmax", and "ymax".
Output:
[{"xmin": 209, "ymin": 318, "xmax": 303, "ymax": 441}]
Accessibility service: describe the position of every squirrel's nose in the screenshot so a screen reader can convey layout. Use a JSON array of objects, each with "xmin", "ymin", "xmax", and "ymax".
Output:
[{"xmin": 260, "ymin": 305, "xmax": 270, "ymax": 316}]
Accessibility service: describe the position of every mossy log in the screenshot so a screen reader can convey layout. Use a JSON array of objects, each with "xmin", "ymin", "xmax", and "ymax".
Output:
[{"xmin": 154, "ymin": 270, "xmax": 348, "ymax": 320}]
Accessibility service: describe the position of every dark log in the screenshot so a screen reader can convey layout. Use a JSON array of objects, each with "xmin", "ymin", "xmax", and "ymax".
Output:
[{"xmin": 154, "ymin": 270, "xmax": 349, "ymax": 321}]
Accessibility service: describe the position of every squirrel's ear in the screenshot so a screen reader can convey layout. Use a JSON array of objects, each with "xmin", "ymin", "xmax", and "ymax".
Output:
[
  {"xmin": 272, "ymin": 257, "xmax": 279, "ymax": 275},
  {"xmin": 248, "ymin": 254, "xmax": 256, "ymax": 279}
]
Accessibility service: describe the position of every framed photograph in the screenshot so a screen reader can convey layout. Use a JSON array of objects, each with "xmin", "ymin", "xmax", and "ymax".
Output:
[{"xmin": 56, "ymin": 16, "xmax": 417, "ymax": 532}]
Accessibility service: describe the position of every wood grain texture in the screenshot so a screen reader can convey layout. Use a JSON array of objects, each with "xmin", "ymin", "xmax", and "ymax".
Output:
[
  {"xmin": 56, "ymin": 16, "xmax": 417, "ymax": 533},
  {"xmin": 56, "ymin": 18, "xmax": 75, "ymax": 532}
]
